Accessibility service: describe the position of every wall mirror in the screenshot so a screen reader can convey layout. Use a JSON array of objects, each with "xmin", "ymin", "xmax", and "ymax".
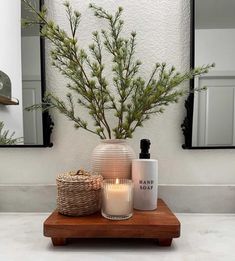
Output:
[
  {"xmin": 182, "ymin": 0, "xmax": 235, "ymax": 149},
  {"xmin": 0, "ymin": 0, "xmax": 52, "ymax": 147}
]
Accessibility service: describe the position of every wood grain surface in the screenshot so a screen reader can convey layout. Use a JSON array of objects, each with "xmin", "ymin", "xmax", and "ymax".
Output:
[{"xmin": 44, "ymin": 199, "xmax": 180, "ymax": 246}]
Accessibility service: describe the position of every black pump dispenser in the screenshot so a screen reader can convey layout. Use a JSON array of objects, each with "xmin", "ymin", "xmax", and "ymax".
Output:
[
  {"xmin": 133, "ymin": 138, "xmax": 158, "ymax": 210},
  {"xmin": 139, "ymin": 139, "xmax": 151, "ymax": 159}
]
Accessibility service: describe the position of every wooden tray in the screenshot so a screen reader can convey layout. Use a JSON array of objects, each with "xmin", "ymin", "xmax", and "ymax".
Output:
[{"xmin": 44, "ymin": 199, "xmax": 180, "ymax": 247}]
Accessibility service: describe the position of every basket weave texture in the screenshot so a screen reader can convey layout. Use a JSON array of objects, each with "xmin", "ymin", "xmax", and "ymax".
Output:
[{"xmin": 56, "ymin": 170, "xmax": 103, "ymax": 216}]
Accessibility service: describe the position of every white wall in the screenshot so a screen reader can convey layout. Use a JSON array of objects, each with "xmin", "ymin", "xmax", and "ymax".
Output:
[
  {"xmin": 0, "ymin": 0, "xmax": 23, "ymax": 139},
  {"xmin": 22, "ymin": 36, "xmax": 41, "ymax": 79},
  {"xmin": 195, "ymin": 29, "xmax": 235, "ymax": 70},
  {"xmin": 1, "ymin": 0, "xmax": 235, "ymax": 188}
]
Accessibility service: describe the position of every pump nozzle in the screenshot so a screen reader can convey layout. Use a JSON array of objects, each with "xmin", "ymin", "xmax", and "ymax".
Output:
[{"xmin": 139, "ymin": 139, "xmax": 151, "ymax": 159}]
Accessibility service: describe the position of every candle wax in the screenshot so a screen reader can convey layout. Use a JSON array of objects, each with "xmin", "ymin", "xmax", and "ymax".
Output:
[{"xmin": 103, "ymin": 183, "xmax": 132, "ymax": 216}]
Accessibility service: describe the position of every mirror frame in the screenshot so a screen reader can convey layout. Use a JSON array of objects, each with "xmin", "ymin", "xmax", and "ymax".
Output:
[
  {"xmin": 0, "ymin": 0, "xmax": 53, "ymax": 148},
  {"xmin": 181, "ymin": 0, "xmax": 235, "ymax": 149}
]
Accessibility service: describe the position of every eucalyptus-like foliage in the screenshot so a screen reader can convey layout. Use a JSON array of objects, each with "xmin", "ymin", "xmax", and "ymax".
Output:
[
  {"xmin": 0, "ymin": 121, "xmax": 22, "ymax": 145},
  {"xmin": 23, "ymin": 0, "xmax": 214, "ymax": 139}
]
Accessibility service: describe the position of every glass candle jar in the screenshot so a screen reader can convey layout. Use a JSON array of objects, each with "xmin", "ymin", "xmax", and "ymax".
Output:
[{"xmin": 102, "ymin": 179, "xmax": 133, "ymax": 220}]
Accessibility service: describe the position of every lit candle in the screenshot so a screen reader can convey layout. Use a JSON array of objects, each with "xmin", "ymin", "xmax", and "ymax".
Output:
[{"xmin": 102, "ymin": 179, "xmax": 133, "ymax": 220}]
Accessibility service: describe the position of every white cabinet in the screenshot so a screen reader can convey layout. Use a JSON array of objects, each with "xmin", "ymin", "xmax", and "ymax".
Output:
[
  {"xmin": 22, "ymin": 79, "xmax": 43, "ymax": 145},
  {"xmin": 193, "ymin": 75, "xmax": 235, "ymax": 146}
]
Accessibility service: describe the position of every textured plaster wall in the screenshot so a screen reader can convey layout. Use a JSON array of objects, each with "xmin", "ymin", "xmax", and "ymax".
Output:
[{"xmin": 0, "ymin": 0, "xmax": 235, "ymax": 185}]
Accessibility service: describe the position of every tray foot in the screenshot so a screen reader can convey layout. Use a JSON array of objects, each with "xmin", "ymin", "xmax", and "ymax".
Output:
[
  {"xmin": 158, "ymin": 238, "xmax": 173, "ymax": 246},
  {"xmin": 51, "ymin": 237, "xmax": 67, "ymax": 246}
]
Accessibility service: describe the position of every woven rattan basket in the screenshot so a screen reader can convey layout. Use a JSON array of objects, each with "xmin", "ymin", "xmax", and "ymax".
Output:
[{"xmin": 56, "ymin": 170, "xmax": 103, "ymax": 216}]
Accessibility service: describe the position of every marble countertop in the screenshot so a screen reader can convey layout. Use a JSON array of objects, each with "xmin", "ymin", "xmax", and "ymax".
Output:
[{"xmin": 0, "ymin": 213, "xmax": 234, "ymax": 261}]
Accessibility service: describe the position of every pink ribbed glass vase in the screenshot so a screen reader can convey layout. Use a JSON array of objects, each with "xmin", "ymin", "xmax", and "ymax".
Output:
[{"xmin": 91, "ymin": 139, "xmax": 136, "ymax": 179}]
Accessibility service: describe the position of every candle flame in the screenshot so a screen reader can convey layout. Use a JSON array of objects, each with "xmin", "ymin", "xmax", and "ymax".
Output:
[{"xmin": 115, "ymin": 178, "xmax": 119, "ymax": 184}]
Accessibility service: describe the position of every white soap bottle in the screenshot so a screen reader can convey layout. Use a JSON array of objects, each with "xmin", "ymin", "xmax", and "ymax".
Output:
[{"xmin": 132, "ymin": 139, "xmax": 158, "ymax": 210}]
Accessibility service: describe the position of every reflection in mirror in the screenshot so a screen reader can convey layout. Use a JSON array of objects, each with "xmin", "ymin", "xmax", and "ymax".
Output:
[
  {"xmin": 192, "ymin": 0, "xmax": 235, "ymax": 147},
  {"xmin": 0, "ymin": 0, "xmax": 44, "ymax": 145}
]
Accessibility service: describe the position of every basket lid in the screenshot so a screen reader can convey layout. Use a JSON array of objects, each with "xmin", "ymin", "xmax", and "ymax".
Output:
[{"xmin": 56, "ymin": 169, "xmax": 103, "ymax": 183}]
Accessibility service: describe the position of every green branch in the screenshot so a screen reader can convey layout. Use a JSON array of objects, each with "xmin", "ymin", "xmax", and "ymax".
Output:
[
  {"xmin": 0, "ymin": 121, "xmax": 22, "ymax": 145},
  {"xmin": 22, "ymin": 0, "xmax": 215, "ymax": 139}
]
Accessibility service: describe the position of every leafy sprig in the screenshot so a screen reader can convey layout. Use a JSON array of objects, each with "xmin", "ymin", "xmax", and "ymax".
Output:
[
  {"xmin": 0, "ymin": 121, "xmax": 22, "ymax": 145},
  {"xmin": 23, "ymin": 0, "xmax": 214, "ymax": 139}
]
